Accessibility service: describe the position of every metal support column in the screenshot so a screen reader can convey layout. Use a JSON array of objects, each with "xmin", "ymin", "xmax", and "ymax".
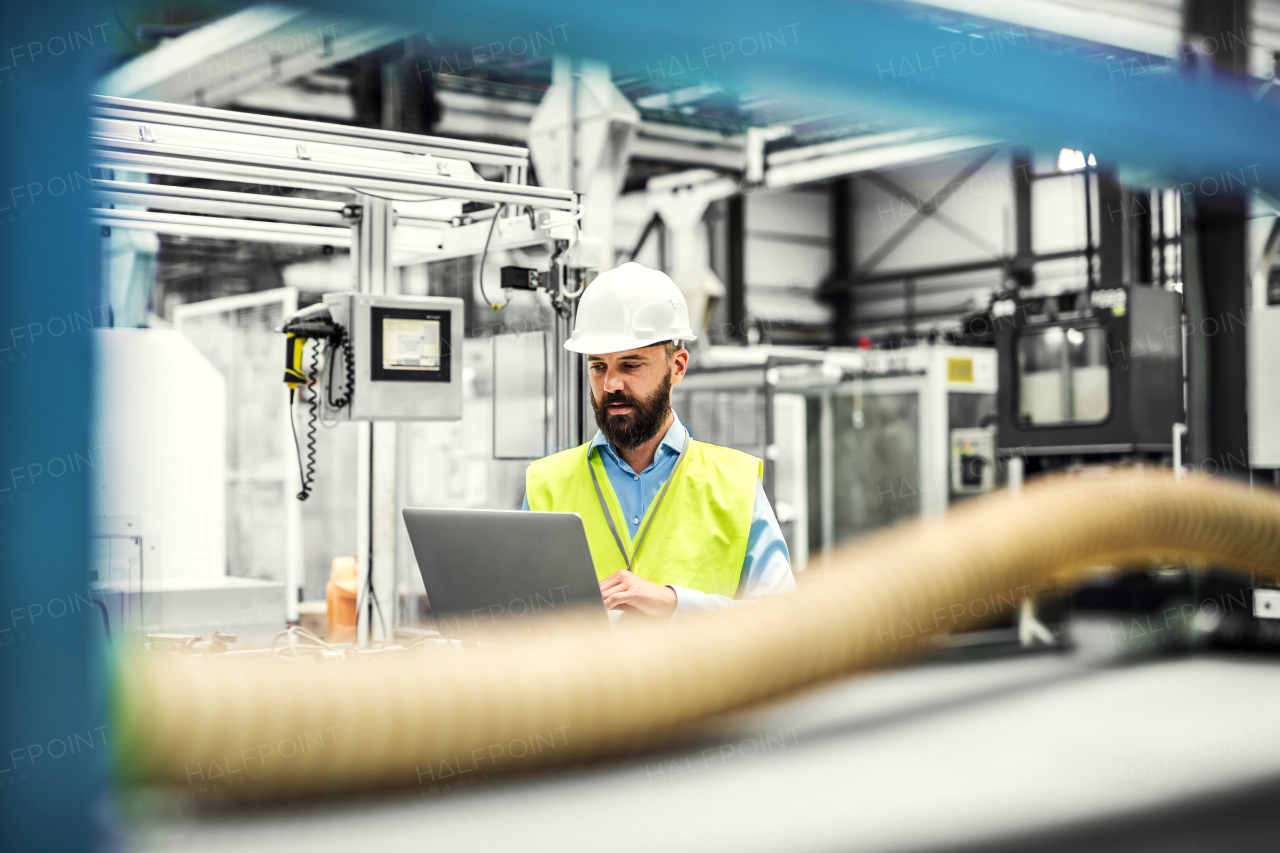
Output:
[
  {"xmin": 1096, "ymin": 171, "xmax": 1126, "ymax": 287},
  {"xmin": 355, "ymin": 193, "xmax": 393, "ymax": 293},
  {"xmin": 353, "ymin": 193, "xmax": 398, "ymax": 645},
  {"xmin": 727, "ymin": 195, "xmax": 747, "ymax": 342},
  {"xmin": 1010, "ymin": 151, "xmax": 1034, "ymax": 289},
  {"xmin": 1083, "ymin": 166, "xmax": 1096, "ymax": 291},
  {"xmin": 828, "ymin": 178, "xmax": 854, "ymax": 345},
  {"xmin": 554, "ymin": 288, "xmax": 582, "ymax": 452},
  {"xmin": 1135, "ymin": 189, "xmax": 1154, "ymax": 284},
  {"xmin": 819, "ymin": 390, "xmax": 834, "ymax": 565},
  {"xmin": 1157, "ymin": 190, "xmax": 1167, "ymax": 286},
  {"xmin": 1186, "ymin": 195, "xmax": 1251, "ymax": 475},
  {"xmin": 1182, "ymin": 0, "xmax": 1252, "ymax": 477}
]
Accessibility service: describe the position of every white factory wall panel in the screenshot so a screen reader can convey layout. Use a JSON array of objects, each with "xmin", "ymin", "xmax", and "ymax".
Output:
[
  {"xmin": 90, "ymin": 329, "xmax": 226, "ymax": 581},
  {"xmin": 1249, "ymin": 306, "xmax": 1280, "ymax": 467},
  {"xmin": 1250, "ymin": 208, "xmax": 1280, "ymax": 467},
  {"xmin": 854, "ymin": 266, "xmax": 1000, "ymax": 307},
  {"xmin": 852, "ymin": 278, "xmax": 1000, "ymax": 331},
  {"xmin": 1031, "ymin": 172, "xmax": 1089, "ymax": 254},
  {"xmin": 630, "ymin": 231, "xmax": 664, "ymax": 272},
  {"xmin": 746, "ymin": 186, "xmax": 830, "ymax": 234},
  {"xmin": 854, "ymin": 150, "xmax": 1013, "ymax": 274},
  {"xmin": 744, "ymin": 187, "xmax": 830, "ymax": 322},
  {"xmin": 616, "ymin": 185, "xmax": 835, "ymax": 329},
  {"xmin": 743, "ymin": 239, "xmax": 830, "ymax": 293},
  {"xmin": 173, "ymin": 290, "xmax": 302, "ymax": 604},
  {"xmin": 1031, "ymin": 255, "xmax": 1090, "ymax": 295},
  {"xmin": 747, "ymin": 290, "xmax": 831, "ymax": 327},
  {"xmin": 300, "ymin": 422, "xmax": 359, "ymax": 601},
  {"xmin": 613, "ymin": 190, "xmax": 664, "ymax": 270}
]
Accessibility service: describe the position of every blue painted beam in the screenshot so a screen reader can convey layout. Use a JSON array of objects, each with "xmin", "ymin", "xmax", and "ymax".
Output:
[
  {"xmin": 0, "ymin": 2, "xmax": 107, "ymax": 852},
  {"xmin": 318, "ymin": 0, "xmax": 1279, "ymax": 193}
]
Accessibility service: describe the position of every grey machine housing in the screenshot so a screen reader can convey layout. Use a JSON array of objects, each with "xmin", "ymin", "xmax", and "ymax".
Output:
[
  {"xmin": 995, "ymin": 286, "xmax": 1183, "ymax": 456},
  {"xmin": 321, "ymin": 292, "xmax": 465, "ymax": 421}
]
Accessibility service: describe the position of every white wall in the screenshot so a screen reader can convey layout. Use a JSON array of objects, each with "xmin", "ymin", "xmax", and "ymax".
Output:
[
  {"xmin": 856, "ymin": 152, "xmax": 1013, "ymax": 273},
  {"xmin": 614, "ymin": 149, "xmax": 1095, "ymax": 340},
  {"xmin": 745, "ymin": 187, "xmax": 831, "ymax": 328},
  {"xmin": 1249, "ymin": 204, "xmax": 1280, "ymax": 466},
  {"xmin": 852, "ymin": 150, "xmax": 1015, "ymax": 332},
  {"xmin": 91, "ymin": 329, "xmax": 227, "ymax": 581}
]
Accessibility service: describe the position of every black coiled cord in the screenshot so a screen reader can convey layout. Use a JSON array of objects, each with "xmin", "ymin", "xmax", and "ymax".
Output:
[
  {"xmin": 288, "ymin": 326, "xmax": 354, "ymax": 502},
  {"xmin": 290, "ymin": 341, "xmax": 321, "ymax": 501},
  {"xmin": 325, "ymin": 325, "xmax": 355, "ymax": 410}
]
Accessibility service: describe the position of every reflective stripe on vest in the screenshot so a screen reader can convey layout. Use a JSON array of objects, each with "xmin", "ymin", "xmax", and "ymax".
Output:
[
  {"xmin": 587, "ymin": 432, "xmax": 690, "ymax": 573},
  {"xmin": 525, "ymin": 438, "xmax": 762, "ymax": 598}
]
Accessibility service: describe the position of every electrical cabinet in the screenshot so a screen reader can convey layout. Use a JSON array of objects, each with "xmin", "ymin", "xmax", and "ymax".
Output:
[{"xmin": 321, "ymin": 293, "xmax": 464, "ymax": 421}]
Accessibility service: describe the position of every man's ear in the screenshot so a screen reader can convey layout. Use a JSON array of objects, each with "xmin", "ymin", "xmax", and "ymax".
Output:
[{"xmin": 670, "ymin": 347, "xmax": 690, "ymax": 383}]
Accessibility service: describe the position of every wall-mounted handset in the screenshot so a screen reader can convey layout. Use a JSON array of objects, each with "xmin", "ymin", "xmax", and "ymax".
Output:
[
  {"xmin": 276, "ymin": 293, "xmax": 464, "ymax": 502},
  {"xmin": 276, "ymin": 303, "xmax": 354, "ymax": 501}
]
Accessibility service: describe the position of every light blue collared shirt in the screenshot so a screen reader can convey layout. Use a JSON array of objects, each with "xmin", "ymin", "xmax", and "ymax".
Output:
[{"xmin": 523, "ymin": 414, "xmax": 795, "ymax": 612}]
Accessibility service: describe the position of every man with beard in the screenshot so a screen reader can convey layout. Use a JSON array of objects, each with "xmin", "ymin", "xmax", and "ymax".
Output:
[{"xmin": 523, "ymin": 263, "xmax": 794, "ymax": 617}]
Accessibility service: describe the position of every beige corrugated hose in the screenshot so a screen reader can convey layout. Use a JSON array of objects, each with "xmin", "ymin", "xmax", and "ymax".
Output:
[{"xmin": 113, "ymin": 469, "xmax": 1280, "ymax": 797}]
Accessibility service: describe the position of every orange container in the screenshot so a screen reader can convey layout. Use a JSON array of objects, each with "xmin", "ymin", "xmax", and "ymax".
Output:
[{"xmin": 326, "ymin": 556, "xmax": 358, "ymax": 642}]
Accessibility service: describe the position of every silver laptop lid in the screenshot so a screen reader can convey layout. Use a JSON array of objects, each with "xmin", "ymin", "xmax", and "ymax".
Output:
[{"xmin": 402, "ymin": 507, "xmax": 606, "ymax": 638}]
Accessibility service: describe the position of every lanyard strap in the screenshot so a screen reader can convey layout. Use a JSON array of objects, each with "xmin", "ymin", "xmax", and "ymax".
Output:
[{"xmin": 587, "ymin": 433, "xmax": 692, "ymax": 572}]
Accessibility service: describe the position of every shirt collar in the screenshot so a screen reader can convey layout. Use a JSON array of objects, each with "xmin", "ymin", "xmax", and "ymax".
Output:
[{"xmin": 589, "ymin": 412, "xmax": 688, "ymax": 467}]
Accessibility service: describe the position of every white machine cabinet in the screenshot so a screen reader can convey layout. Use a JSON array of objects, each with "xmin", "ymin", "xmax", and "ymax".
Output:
[{"xmin": 693, "ymin": 344, "xmax": 998, "ymax": 559}]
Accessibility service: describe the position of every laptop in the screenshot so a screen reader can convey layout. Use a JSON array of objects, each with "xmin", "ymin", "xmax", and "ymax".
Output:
[{"xmin": 402, "ymin": 507, "xmax": 607, "ymax": 637}]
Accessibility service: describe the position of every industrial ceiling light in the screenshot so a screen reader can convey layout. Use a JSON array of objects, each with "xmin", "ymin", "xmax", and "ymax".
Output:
[
  {"xmin": 1056, "ymin": 148, "xmax": 1098, "ymax": 171},
  {"xmin": 1057, "ymin": 147, "xmax": 1086, "ymax": 171}
]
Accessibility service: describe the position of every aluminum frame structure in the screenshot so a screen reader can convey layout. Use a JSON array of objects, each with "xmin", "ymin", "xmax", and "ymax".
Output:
[
  {"xmin": 88, "ymin": 94, "xmax": 578, "ymax": 255},
  {"xmin": 89, "ymin": 95, "xmax": 583, "ymax": 646}
]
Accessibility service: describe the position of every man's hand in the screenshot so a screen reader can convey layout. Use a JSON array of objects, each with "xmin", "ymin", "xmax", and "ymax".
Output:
[{"xmin": 600, "ymin": 570, "xmax": 677, "ymax": 618}]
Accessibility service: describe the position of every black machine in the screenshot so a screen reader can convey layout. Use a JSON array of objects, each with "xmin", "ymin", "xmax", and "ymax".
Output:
[
  {"xmin": 995, "ymin": 285, "xmax": 1183, "ymax": 463},
  {"xmin": 988, "ymin": 283, "xmax": 1188, "ymax": 649}
]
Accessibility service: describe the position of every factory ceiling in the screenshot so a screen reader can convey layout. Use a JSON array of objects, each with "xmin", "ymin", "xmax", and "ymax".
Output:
[{"xmin": 95, "ymin": 1, "xmax": 1280, "ymax": 198}]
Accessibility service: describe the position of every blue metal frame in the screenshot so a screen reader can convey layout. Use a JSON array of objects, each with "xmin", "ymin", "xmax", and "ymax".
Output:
[
  {"xmin": 2, "ymin": 3, "xmax": 1277, "ymax": 850},
  {"xmin": 0, "ymin": 3, "xmax": 105, "ymax": 851},
  {"xmin": 344, "ymin": 0, "xmax": 1280, "ymax": 193}
]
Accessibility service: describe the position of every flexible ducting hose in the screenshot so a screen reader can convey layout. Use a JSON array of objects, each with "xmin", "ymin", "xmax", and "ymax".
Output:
[{"xmin": 113, "ymin": 469, "xmax": 1280, "ymax": 797}]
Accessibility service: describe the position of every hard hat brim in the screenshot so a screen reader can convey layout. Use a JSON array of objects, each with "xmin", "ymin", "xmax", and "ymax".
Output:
[{"xmin": 563, "ymin": 331, "xmax": 696, "ymax": 355}]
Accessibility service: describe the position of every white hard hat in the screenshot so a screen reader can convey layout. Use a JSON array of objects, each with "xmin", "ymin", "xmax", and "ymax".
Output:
[{"xmin": 564, "ymin": 262, "xmax": 697, "ymax": 354}]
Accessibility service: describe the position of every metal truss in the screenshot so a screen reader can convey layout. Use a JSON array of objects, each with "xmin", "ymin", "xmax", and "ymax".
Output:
[{"xmin": 88, "ymin": 95, "xmax": 581, "ymax": 260}]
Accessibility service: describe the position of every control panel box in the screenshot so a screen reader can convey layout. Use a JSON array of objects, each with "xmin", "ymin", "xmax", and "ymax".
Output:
[
  {"xmin": 321, "ymin": 293, "xmax": 463, "ymax": 421},
  {"xmin": 950, "ymin": 426, "xmax": 996, "ymax": 495}
]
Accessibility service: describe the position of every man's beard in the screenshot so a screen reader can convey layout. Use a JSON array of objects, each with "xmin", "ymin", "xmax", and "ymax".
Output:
[{"xmin": 590, "ymin": 371, "xmax": 673, "ymax": 451}]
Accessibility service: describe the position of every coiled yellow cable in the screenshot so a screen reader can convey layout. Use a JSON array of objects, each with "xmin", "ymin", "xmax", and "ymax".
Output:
[{"xmin": 113, "ymin": 469, "xmax": 1280, "ymax": 797}]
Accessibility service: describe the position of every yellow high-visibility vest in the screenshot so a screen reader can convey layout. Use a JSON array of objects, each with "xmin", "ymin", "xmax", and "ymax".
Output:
[{"xmin": 525, "ymin": 439, "xmax": 762, "ymax": 598}]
